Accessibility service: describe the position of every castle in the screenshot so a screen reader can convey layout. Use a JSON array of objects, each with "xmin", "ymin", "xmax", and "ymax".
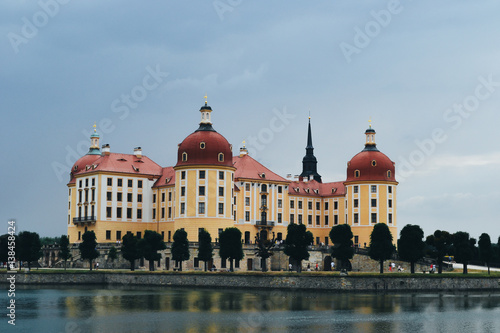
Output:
[{"xmin": 67, "ymin": 101, "xmax": 398, "ymax": 249}]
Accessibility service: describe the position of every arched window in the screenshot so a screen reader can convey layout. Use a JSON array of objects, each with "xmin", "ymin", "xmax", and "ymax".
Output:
[
  {"xmin": 261, "ymin": 184, "xmax": 267, "ymax": 192},
  {"xmin": 387, "ymin": 170, "xmax": 391, "ymax": 178},
  {"xmin": 200, "ymin": 142, "xmax": 206, "ymax": 149},
  {"xmin": 218, "ymin": 153, "xmax": 224, "ymax": 162},
  {"xmin": 182, "ymin": 152, "xmax": 188, "ymax": 162},
  {"xmin": 355, "ymin": 170, "xmax": 360, "ymax": 178},
  {"xmin": 371, "ymin": 160, "xmax": 377, "ymax": 167}
]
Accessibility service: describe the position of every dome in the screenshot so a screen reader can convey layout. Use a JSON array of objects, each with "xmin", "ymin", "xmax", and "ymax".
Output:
[
  {"xmin": 346, "ymin": 150, "xmax": 396, "ymax": 182},
  {"xmin": 176, "ymin": 130, "xmax": 233, "ymax": 167},
  {"xmin": 70, "ymin": 154, "xmax": 101, "ymax": 182}
]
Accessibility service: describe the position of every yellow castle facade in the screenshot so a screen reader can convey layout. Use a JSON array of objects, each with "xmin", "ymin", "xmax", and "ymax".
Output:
[{"xmin": 67, "ymin": 102, "xmax": 398, "ymax": 247}]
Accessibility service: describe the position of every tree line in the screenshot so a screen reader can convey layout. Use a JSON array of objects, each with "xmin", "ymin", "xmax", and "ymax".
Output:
[{"xmin": 1, "ymin": 224, "xmax": 498, "ymax": 274}]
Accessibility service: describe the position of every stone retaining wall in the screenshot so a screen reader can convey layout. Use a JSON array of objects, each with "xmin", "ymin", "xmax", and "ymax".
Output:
[{"xmin": 3, "ymin": 272, "xmax": 500, "ymax": 292}]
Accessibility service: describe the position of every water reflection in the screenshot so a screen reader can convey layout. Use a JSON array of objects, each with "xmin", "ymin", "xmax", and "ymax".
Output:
[{"xmin": 14, "ymin": 285, "xmax": 500, "ymax": 333}]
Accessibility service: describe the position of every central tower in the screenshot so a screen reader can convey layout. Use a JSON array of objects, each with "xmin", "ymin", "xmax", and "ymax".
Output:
[
  {"xmin": 173, "ymin": 100, "xmax": 236, "ymax": 241},
  {"xmin": 299, "ymin": 117, "xmax": 322, "ymax": 182}
]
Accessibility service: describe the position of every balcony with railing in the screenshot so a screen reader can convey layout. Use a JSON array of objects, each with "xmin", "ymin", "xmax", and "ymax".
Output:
[
  {"xmin": 255, "ymin": 220, "xmax": 275, "ymax": 228},
  {"xmin": 73, "ymin": 216, "xmax": 97, "ymax": 224}
]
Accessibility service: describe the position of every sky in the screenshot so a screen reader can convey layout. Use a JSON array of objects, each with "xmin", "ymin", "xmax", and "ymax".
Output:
[{"xmin": 1, "ymin": 1, "xmax": 499, "ymax": 241}]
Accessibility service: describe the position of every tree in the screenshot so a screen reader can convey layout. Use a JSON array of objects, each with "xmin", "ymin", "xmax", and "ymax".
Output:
[
  {"xmin": 171, "ymin": 229, "xmax": 190, "ymax": 271},
  {"xmin": 0, "ymin": 234, "xmax": 17, "ymax": 264},
  {"xmin": 397, "ymin": 224, "xmax": 425, "ymax": 274},
  {"xmin": 425, "ymin": 230, "xmax": 453, "ymax": 274},
  {"xmin": 108, "ymin": 246, "xmax": 118, "ymax": 269},
  {"xmin": 17, "ymin": 231, "xmax": 42, "ymax": 270},
  {"xmin": 40, "ymin": 236, "xmax": 61, "ymax": 246},
  {"xmin": 255, "ymin": 231, "xmax": 275, "ymax": 272},
  {"xmin": 329, "ymin": 224, "xmax": 354, "ymax": 271},
  {"xmin": 284, "ymin": 223, "xmax": 313, "ymax": 273},
  {"xmin": 59, "ymin": 235, "xmax": 72, "ymax": 270},
  {"xmin": 121, "ymin": 233, "xmax": 141, "ymax": 271},
  {"xmin": 197, "ymin": 229, "xmax": 213, "ymax": 272},
  {"xmin": 219, "ymin": 228, "xmax": 244, "ymax": 272},
  {"xmin": 139, "ymin": 230, "xmax": 166, "ymax": 271},
  {"xmin": 79, "ymin": 231, "xmax": 99, "ymax": 271},
  {"xmin": 368, "ymin": 223, "xmax": 395, "ymax": 274},
  {"xmin": 452, "ymin": 231, "xmax": 475, "ymax": 274},
  {"xmin": 478, "ymin": 233, "xmax": 494, "ymax": 275}
]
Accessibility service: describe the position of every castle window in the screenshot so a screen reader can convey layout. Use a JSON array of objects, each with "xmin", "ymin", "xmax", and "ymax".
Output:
[
  {"xmin": 219, "ymin": 171, "xmax": 224, "ymax": 180},
  {"xmin": 128, "ymin": 179, "xmax": 133, "ymax": 187},
  {"xmin": 290, "ymin": 200, "xmax": 294, "ymax": 209},
  {"xmin": 245, "ymin": 183, "xmax": 250, "ymax": 191},
  {"xmin": 218, "ymin": 203, "xmax": 224, "ymax": 215},
  {"xmin": 308, "ymin": 215, "xmax": 312, "ymax": 225},
  {"xmin": 308, "ymin": 202, "xmax": 312, "ymax": 210},
  {"xmin": 245, "ymin": 211, "xmax": 250, "ymax": 221},
  {"xmin": 152, "ymin": 208, "xmax": 156, "ymax": 219},
  {"xmin": 371, "ymin": 199, "xmax": 377, "ymax": 207},
  {"xmin": 325, "ymin": 202, "xmax": 329, "ymax": 210},
  {"xmin": 354, "ymin": 213, "xmax": 359, "ymax": 223},
  {"xmin": 127, "ymin": 193, "xmax": 133, "ymax": 202},
  {"xmin": 180, "ymin": 203, "xmax": 185, "ymax": 214},
  {"xmin": 371, "ymin": 185, "xmax": 377, "ymax": 193},
  {"xmin": 107, "ymin": 178, "xmax": 112, "ymax": 186},
  {"xmin": 278, "ymin": 199, "xmax": 282, "ymax": 208},
  {"xmin": 106, "ymin": 207, "xmax": 112, "ymax": 218},
  {"xmin": 245, "ymin": 197, "xmax": 250, "ymax": 206},
  {"xmin": 388, "ymin": 199, "xmax": 392, "ymax": 208},
  {"xmin": 137, "ymin": 194, "xmax": 142, "ymax": 203},
  {"xmin": 298, "ymin": 215, "xmax": 303, "ymax": 224},
  {"xmin": 387, "ymin": 170, "xmax": 392, "ymax": 178},
  {"xmin": 200, "ymin": 142, "xmax": 206, "ymax": 149},
  {"xmin": 334, "ymin": 201, "xmax": 338, "ymax": 210},
  {"xmin": 161, "ymin": 193, "xmax": 165, "ymax": 202},
  {"xmin": 107, "ymin": 192, "xmax": 112, "ymax": 201},
  {"xmin": 355, "ymin": 170, "xmax": 360, "ymax": 178},
  {"xmin": 117, "ymin": 193, "xmax": 122, "ymax": 202},
  {"xmin": 334, "ymin": 215, "xmax": 338, "ymax": 225},
  {"xmin": 389, "ymin": 213, "xmax": 393, "ymax": 224},
  {"xmin": 161, "ymin": 207, "xmax": 165, "ymax": 219},
  {"xmin": 117, "ymin": 179, "xmax": 123, "ymax": 187},
  {"xmin": 278, "ymin": 213, "xmax": 282, "ymax": 223},
  {"xmin": 168, "ymin": 207, "xmax": 172, "ymax": 218},
  {"xmin": 181, "ymin": 187, "xmax": 186, "ymax": 196},
  {"xmin": 316, "ymin": 202, "xmax": 320, "ymax": 210},
  {"xmin": 127, "ymin": 208, "xmax": 132, "ymax": 219},
  {"xmin": 199, "ymin": 202, "xmax": 205, "ymax": 214},
  {"xmin": 371, "ymin": 160, "xmax": 377, "ymax": 167},
  {"xmin": 371, "ymin": 213, "xmax": 377, "ymax": 223},
  {"xmin": 219, "ymin": 186, "xmax": 224, "ymax": 196},
  {"xmin": 388, "ymin": 186, "xmax": 392, "ymax": 194},
  {"xmin": 290, "ymin": 214, "xmax": 294, "ymax": 223},
  {"xmin": 325, "ymin": 215, "xmax": 329, "ymax": 225},
  {"xmin": 137, "ymin": 209, "xmax": 142, "ymax": 219},
  {"xmin": 278, "ymin": 186, "xmax": 282, "ymax": 193},
  {"xmin": 298, "ymin": 201, "xmax": 303, "ymax": 209},
  {"xmin": 316, "ymin": 216, "xmax": 320, "ymax": 225},
  {"xmin": 199, "ymin": 186, "xmax": 205, "ymax": 196},
  {"xmin": 354, "ymin": 199, "xmax": 358, "ymax": 208},
  {"xmin": 218, "ymin": 153, "xmax": 224, "ymax": 162},
  {"xmin": 181, "ymin": 171, "xmax": 186, "ymax": 179},
  {"xmin": 182, "ymin": 152, "xmax": 188, "ymax": 162},
  {"xmin": 261, "ymin": 184, "xmax": 267, "ymax": 193},
  {"xmin": 138, "ymin": 180, "xmax": 142, "ymax": 188},
  {"xmin": 117, "ymin": 207, "xmax": 122, "ymax": 218},
  {"xmin": 354, "ymin": 186, "xmax": 358, "ymax": 193},
  {"xmin": 199, "ymin": 170, "xmax": 205, "ymax": 179}
]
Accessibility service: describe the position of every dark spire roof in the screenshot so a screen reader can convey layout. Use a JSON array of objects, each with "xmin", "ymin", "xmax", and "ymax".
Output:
[{"xmin": 299, "ymin": 118, "xmax": 322, "ymax": 183}]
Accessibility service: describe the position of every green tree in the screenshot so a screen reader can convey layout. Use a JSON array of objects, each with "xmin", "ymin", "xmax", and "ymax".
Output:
[
  {"xmin": 59, "ymin": 235, "xmax": 72, "ymax": 270},
  {"xmin": 329, "ymin": 224, "xmax": 354, "ymax": 271},
  {"xmin": 171, "ymin": 229, "xmax": 190, "ymax": 271},
  {"xmin": 452, "ymin": 231, "xmax": 475, "ymax": 274},
  {"xmin": 40, "ymin": 236, "xmax": 61, "ymax": 246},
  {"xmin": 108, "ymin": 246, "xmax": 118, "ymax": 269},
  {"xmin": 219, "ymin": 228, "xmax": 244, "ymax": 272},
  {"xmin": 368, "ymin": 223, "xmax": 395, "ymax": 274},
  {"xmin": 79, "ymin": 231, "xmax": 99, "ymax": 271},
  {"xmin": 139, "ymin": 230, "xmax": 166, "ymax": 271},
  {"xmin": 254, "ymin": 231, "xmax": 275, "ymax": 272},
  {"xmin": 284, "ymin": 223, "xmax": 313, "ymax": 273},
  {"xmin": 478, "ymin": 233, "xmax": 494, "ymax": 275},
  {"xmin": 397, "ymin": 224, "xmax": 425, "ymax": 274},
  {"xmin": 18, "ymin": 231, "xmax": 42, "ymax": 270},
  {"xmin": 198, "ymin": 229, "xmax": 213, "ymax": 272},
  {"xmin": 425, "ymin": 230, "xmax": 453, "ymax": 274},
  {"xmin": 121, "ymin": 233, "xmax": 141, "ymax": 271},
  {"xmin": 0, "ymin": 234, "xmax": 17, "ymax": 264}
]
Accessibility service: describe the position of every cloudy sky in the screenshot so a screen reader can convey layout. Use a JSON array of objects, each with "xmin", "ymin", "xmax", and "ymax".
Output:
[{"xmin": 1, "ymin": 1, "xmax": 499, "ymax": 241}]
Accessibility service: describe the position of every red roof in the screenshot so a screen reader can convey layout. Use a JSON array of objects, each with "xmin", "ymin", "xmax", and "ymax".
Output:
[
  {"xmin": 346, "ymin": 150, "xmax": 396, "ymax": 182},
  {"xmin": 233, "ymin": 154, "xmax": 288, "ymax": 182},
  {"xmin": 176, "ymin": 130, "xmax": 233, "ymax": 168},
  {"xmin": 70, "ymin": 153, "xmax": 163, "ymax": 182},
  {"xmin": 288, "ymin": 180, "xmax": 345, "ymax": 197},
  {"xmin": 153, "ymin": 167, "xmax": 176, "ymax": 188}
]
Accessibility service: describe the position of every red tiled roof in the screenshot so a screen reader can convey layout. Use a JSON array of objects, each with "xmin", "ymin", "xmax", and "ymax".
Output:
[
  {"xmin": 288, "ymin": 180, "xmax": 345, "ymax": 197},
  {"xmin": 70, "ymin": 153, "xmax": 163, "ymax": 181},
  {"xmin": 346, "ymin": 150, "xmax": 396, "ymax": 182},
  {"xmin": 233, "ymin": 155, "xmax": 288, "ymax": 182},
  {"xmin": 152, "ymin": 167, "xmax": 176, "ymax": 188},
  {"xmin": 176, "ymin": 130, "xmax": 233, "ymax": 168}
]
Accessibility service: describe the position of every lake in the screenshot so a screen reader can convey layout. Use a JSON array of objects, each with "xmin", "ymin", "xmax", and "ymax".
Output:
[{"xmin": 8, "ymin": 285, "xmax": 500, "ymax": 332}]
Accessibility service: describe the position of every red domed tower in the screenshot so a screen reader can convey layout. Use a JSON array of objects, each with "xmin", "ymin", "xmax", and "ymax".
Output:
[
  {"xmin": 344, "ymin": 123, "xmax": 398, "ymax": 246},
  {"xmin": 173, "ymin": 99, "xmax": 236, "ymax": 241}
]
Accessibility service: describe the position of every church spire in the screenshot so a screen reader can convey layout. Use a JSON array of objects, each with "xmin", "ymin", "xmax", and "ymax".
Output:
[{"xmin": 299, "ymin": 116, "xmax": 322, "ymax": 183}]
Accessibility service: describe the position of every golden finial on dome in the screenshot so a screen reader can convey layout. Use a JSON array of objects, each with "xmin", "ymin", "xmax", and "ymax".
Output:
[
  {"xmin": 368, "ymin": 118, "xmax": 372, "ymax": 128},
  {"xmin": 204, "ymin": 94, "xmax": 208, "ymax": 105},
  {"xmin": 242, "ymin": 140, "xmax": 246, "ymax": 148},
  {"xmin": 93, "ymin": 122, "xmax": 97, "ymax": 132}
]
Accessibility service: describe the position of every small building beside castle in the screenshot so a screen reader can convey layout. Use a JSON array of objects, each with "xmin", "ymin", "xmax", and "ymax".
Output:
[{"xmin": 67, "ymin": 101, "xmax": 398, "ymax": 254}]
